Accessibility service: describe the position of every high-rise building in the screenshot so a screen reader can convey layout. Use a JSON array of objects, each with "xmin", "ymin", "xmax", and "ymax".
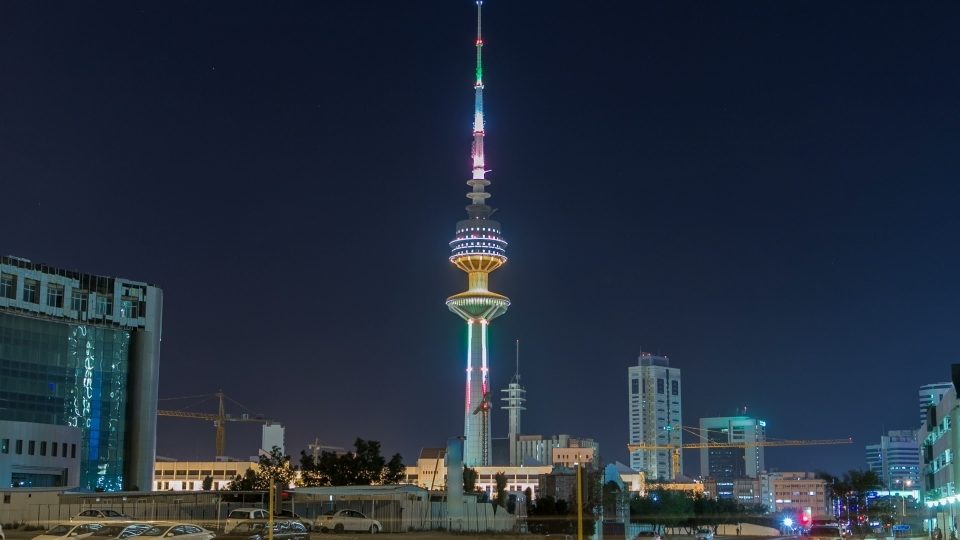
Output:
[
  {"xmin": 0, "ymin": 256, "xmax": 162, "ymax": 491},
  {"xmin": 865, "ymin": 429, "xmax": 921, "ymax": 490},
  {"xmin": 920, "ymin": 382, "xmax": 953, "ymax": 426},
  {"xmin": 699, "ymin": 415, "xmax": 767, "ymax": 486},
  {"xmin": 628, "ymin": 353, "xmax": 682, "ymax": 480},
  {"xmin": 446, "ymin": 0, "xmax": 510, "ymax": 467}
]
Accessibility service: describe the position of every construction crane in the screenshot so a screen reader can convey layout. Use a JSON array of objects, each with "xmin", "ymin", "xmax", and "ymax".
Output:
[
  {"xmin": 627, "ymin": 426, "xmax": 852, "ymax": 478},
  {"xmin": 157, "ymin": 390, "xmax": 274, "ymax": 458}
]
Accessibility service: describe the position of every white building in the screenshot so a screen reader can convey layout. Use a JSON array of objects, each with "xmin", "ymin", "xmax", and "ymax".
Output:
[
  {"xmin": 513, "ymin": 434, "xmax": 599, "ymax": 468},
  {"xmin": 865, "ymin": 429, "xmax": 921, "ymax": 490},
  {"xmin": 404, "ymin": 448, "xmax": 551, "ymax": 498},
  {"xmin": 153, "ymin": 459, "xmax": 259, "ymax": 491},
  {"xmin": 699, "ymin": 416, "xmax": 766, "ymax": 481},
  {"xmin": 628, "ymin": 353, "xmax": 682, "ymax": 480}
]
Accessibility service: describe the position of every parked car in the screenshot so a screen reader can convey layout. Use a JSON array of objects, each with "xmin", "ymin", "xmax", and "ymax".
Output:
[
  {"xmin": 273, "ymin": 510, "xmax": 314, "ymax": 531},
  {"xmin": 807, "ymin": 526, "xmax": 844, "ymax": 540},
  {"xmin": 138, "ymin": 523, "xmax": 214, "ymax": 540},
  {"xmin": 318, "ymin": 510, "xmax": 382, "ymax": 534},
  {"xmin": 34, "ymin": 524, "xmax": 104, "ymax": 540},
  {"xmin": 224, "ymin": 508, "xmax": 270, "ymax": 533},
  {"xmin": 221, "ymin": 521, "xmax": 309, "ymax": 540},
  {"xmin": 89, "ymin": 523, "xmax": 152, "ymax": 540},
  {"xmin": 694, "ymin": 528, "xmax": 714, "ymax": 540},
  {"xmin": 72, "ymin": 510, "xmax": 131, "ymax": 523},
  {"xmin": 637, "ymin": 531, "xmax": 662, "ymax": 540},
  {"xmin": 1, "ymin": 522, "xmax": 5, "ymax": 540}
]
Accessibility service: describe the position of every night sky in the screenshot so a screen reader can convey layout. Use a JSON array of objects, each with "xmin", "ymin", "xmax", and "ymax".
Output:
[{"xmin": 1, "ymin": 1, "xmax": 957, "ymax": 476}]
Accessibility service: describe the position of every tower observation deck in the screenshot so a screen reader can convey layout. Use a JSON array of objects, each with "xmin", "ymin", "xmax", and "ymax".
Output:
[{"xmin": 446, "ymin": 0, "xmax": 509, "ymax": 467}]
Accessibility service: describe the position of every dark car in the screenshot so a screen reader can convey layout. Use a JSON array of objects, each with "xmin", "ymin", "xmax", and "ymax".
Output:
[
  {"xmin": 273, "ymin": 511, "xmax": 314, "ymax": 531},
  {"xmin": 217, "ymin": 521, "xmax": 308, "ymax": 540}
]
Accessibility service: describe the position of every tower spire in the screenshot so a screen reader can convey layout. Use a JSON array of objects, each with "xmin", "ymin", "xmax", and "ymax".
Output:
[{"xmin": 467, "ymin": 0, "xmax": 491, "ymax": 219}]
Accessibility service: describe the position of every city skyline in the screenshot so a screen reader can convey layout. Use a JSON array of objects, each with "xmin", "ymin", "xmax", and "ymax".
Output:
[{"xmin": 1, "ymin": 0, "xmax": 956, "ymax": 476}]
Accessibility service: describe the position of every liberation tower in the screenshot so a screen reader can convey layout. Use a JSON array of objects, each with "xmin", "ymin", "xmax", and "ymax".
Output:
[{"xmin": 446, "ymin": 0, "xmax": 509, "ymax": 467}]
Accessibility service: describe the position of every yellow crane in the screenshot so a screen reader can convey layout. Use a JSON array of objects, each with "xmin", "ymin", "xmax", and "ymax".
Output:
[
  {"xmin": 157, "ymin": 391, "xmax": 274, "ymax": 457},
  {"xmin": 628, "ymin": 428, "xmax": 853, "ymax": 478}
]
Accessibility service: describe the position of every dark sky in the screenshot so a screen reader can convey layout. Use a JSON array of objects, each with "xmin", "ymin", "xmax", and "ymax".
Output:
[{"xmin": 1, "ymin": 1, "xmax": 957, "ymax": 477}]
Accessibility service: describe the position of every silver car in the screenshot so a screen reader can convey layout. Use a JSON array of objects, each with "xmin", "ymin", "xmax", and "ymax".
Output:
[
  {"xmin": 72, "ymin": 510, "xmax": 130, "ymax": 523},
  {"xmin": 34, "ymin": 524, "xmax": 104, "ymax": 540},
  {"xmin": 138, "ymin": 523, "xmax": 214, "ymax": 540}
]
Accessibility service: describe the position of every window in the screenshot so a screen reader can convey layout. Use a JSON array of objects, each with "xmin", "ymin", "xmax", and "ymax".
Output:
[
  {"xmin": 671, "ymin": 380, "xmax": 679, "ymax": 396},
  {"xmin": 71, "ymin": 290, "xmax": 89, "ymax": 312},
  {"xmin": 0, "ymin": 273, "xmax": 15, "ymax": 299},
  {"xmin": 40, "ymin": 441, "xmax": 47, "ymax": 456},
  {"xmin": 0, "ymin": 439, "xmax": 8, "ymax": 453},
  {"xmin": 15, "ymin": 440, "xmax": 23, "ymax": 454},
  {"xmin": 71, "ymin": 443, "xmax": 76, "ymax": 458},
  {"xmin": 657, "ymin": 379, "xmax": 664, "ymax": 394},
  {"xmin": 22, "ymin": 279, "xmax": 39, "ymax": 303},
  {"xmin": 46, "ymin": 284, "xmax": 64, "ymax": 308},
  {"xmin": 51, "ymin": 442, "xmax": 58, "ymax": 457},
  {"xmin": 631, "ymin": 379, "xmax": 639, "ymax": 394},
  {"xmin": 28, "ymin": 440, "xmax": 35, "ymax": 455}
]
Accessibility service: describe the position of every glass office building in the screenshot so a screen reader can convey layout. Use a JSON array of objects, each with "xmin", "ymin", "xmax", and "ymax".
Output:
[{"xmin": 0, "ymin": 256, "xmax": 162, "ymax": 491}]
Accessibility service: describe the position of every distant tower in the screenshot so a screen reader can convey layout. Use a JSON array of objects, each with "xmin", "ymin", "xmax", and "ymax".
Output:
[
  {"xmin": 501, "ymin": 340, "xmax": 526, "ymax": 466},
  {"xmin": 628, "ymin": 353, "xmax": 682, "ymax": 479},
  {"xmin": 446, "ymin": 0, "xmax": 510, "ymax": 467}
]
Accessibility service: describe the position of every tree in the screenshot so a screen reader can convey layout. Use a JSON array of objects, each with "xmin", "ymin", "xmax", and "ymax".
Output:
[
  {"xmin": 298, "ymin": 439, "xmax": 405, "ymax": 487},
  {"xmin": 494, "ymin": 472, "xmax": 508, "ymax": 507},
  {"xmin": 463, "ymin": 465, "xmax": 478, "ymax": 493},
  {"xmin": 202, "ymin": 475, "xmax": 213, "ymax": 491},
  {"xmin": 258, "ymin": 446, "xmax": 295, "ymax": 488}
]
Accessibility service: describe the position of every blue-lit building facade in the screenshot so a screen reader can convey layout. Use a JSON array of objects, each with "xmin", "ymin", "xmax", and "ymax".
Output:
[{"xmin": 0, "ymin": 256, "xmax": 162, "ymax": 491}]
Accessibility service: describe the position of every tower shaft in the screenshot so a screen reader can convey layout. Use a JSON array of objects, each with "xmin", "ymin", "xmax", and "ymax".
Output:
[{"xmin": 446, "ymin": 0, "xmax": 509, "ymax": 468}]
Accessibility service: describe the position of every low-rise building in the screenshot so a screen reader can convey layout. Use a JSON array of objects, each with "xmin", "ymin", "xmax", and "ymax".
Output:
[
  {"xmin": 153, "ymin": 459, "xmax": 258, "ymax": 491},
  {"xmin": 761, "ymin": 471, "xmax": 828, "ymax": 518},
  {"xmin": 403, "ymin": 448, "xmax": 551, "ymax": 498}
]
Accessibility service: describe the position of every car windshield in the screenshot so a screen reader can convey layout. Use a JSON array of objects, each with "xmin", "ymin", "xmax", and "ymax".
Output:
[
  {"xmin": 102, "ymin": 511, "xmax": 123, "ymax": 518},
  {"xmin": 138, "ymin": 527, "xmax": 169, "ymax": 537},
  {"xmin": 228, "ymin": 511, "xmax": 252, "ymax": 518},
  {"xmin": 118, "ymin": 525, "xmax": 151, "ymax": 539},
  {"xmin": 47, "ymin": 525, "xmax": 74, "ymax": 535}
]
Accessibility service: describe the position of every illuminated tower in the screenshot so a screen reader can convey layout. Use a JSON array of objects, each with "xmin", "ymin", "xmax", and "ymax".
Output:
[{"xmin": 446, "ymin": 0, "xmax": 509, "ymax": 467}]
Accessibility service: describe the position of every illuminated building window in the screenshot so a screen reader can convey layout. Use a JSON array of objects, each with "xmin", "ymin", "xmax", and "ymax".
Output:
[
  {"xmin": 47, "ymin": 284, "xmax": 64, "ymax": 308},
  {"xmin": 22, "ymin": 279, "xmax": 39, "ymax": 303},
  {"xmin": 0, "ymin": 439, "xmax": 8, "ymax": 453}
]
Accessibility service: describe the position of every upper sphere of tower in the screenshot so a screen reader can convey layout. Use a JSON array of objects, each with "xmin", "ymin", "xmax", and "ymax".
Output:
[{"xmin": 450, "ymin": 218, "xmax": 507, "ymax": 272}]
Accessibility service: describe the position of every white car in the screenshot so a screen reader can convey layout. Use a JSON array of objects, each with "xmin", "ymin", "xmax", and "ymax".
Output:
[
  {"xmin": 89, "ymin": 523, "xmax": 152, "ymax": 540},
  {"xmin": 34, "ymin": 524, "xmax": 104, "ymax": 540},
  {"xmin": 224, "ymin": 508, "xmax": 270, "ymax": 533},
  {"xmin": 318, "ymin": 510, "xmax": 382, "ymax": 534},
  {"xmin": 138, "ymin": 523, "xmax": 214, "ymax": 540},
  {"xmin": 694, "ymin": 529, "xmax": 714, "ymax": 540},
  {"xmin": 1, "ymin": 523, "xmax": 5, "ymax": 540},
  {"xmin": 72, "ymin": 510, "xmax": 130, "ymax": 523}
]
